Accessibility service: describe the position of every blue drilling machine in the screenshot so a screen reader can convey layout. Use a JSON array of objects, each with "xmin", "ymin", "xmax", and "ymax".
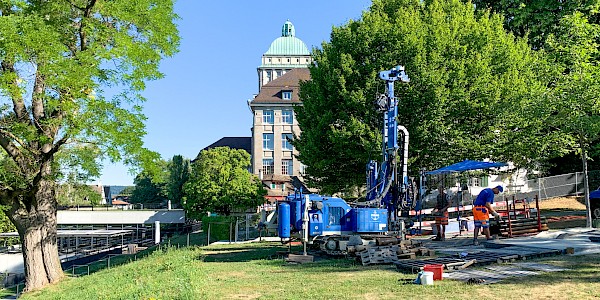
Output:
[{"xmin": 277, "ymin": 66, "xmax": 418, "ymax": 256}]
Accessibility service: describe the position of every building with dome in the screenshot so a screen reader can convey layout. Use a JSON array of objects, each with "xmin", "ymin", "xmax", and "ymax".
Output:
[
  {"xmin": 257, "ymin": 20, "xmax": 312, "ymax": 89},
  {"xmin": 249, "ymin": 20, "xmax": 312, "ymax": 201}
]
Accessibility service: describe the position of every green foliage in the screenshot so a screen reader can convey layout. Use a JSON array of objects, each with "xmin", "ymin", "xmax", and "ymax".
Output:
[
  {"xmin": 0, "ymin": 205, "xmax": 15, "ymax": 233},
  {"xmin": 183, "ymin": 147, "xmax": 266, "ymax": 218},
  {"xmin": 0, "ymin": 0, "xmax": 179, "ymax": 203},
  {"xmin": 0, "ymin": 0, "xmax": 178, "ymax": 291},
  {"xmin": 165, "ymin": 155, "xmax": 190, "ymax": 208},
  {"xmin": 201, "ymin": 215, "xmax": 235, "ymax": 242},
  {"xmin": 472, "ymin": 1, "xmax": 600, "ymax": 175},
  {"xmin": 470, "ymin": 0, "xmax": 600, "ymax": 49},
  {"xmin": 56, "ymin": 183, "xmax": 103, "ymax": 207},
  {"xmin": 118, "ymin": 185, "xmax": 135, "ymax": 196},
  {"xmin": 295, "ymin": 0, "xmax": 546, "ymax": 194},
  {"xmin": 544, "ymin": 13, "xmax": 600, "ymax": 156},
  {"xmin": 129, "ymin": 171, "xmax": 167, "ymax": 205}
]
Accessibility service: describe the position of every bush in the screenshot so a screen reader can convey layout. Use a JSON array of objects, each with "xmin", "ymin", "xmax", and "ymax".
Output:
[{"xmin": 201, "ymin": 216, "xmax": 235, "ymax": 242}]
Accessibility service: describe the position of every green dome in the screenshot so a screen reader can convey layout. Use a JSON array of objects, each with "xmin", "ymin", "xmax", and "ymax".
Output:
[{"xmin": 264, "ymin": 20, "xmax": 310, "ymax": 56}]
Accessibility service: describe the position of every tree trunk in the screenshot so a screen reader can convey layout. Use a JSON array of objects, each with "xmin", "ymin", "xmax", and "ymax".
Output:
[
  {"xmin": 10, "ymin": 177, "xmax": 64, "ymax": 292},
  {"xmin": 581, "ymin": 147, "xmax": 593, "ymax": 228}
]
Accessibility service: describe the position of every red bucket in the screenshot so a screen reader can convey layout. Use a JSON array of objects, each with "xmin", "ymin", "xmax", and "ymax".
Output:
[{"xmin": 423, "ymin": 264, "xmax": 443, "ymax": 280}]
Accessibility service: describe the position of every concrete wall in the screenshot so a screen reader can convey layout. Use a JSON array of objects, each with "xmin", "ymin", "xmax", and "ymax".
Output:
[{"xmin": 58, "ymin": 210, "xmax": 185, "ymax": 224}]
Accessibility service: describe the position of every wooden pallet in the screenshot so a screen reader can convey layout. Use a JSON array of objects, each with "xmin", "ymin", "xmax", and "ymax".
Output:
[{"xmin": 357, "ymin": 244, "xmax": 433, "ymax": 266}]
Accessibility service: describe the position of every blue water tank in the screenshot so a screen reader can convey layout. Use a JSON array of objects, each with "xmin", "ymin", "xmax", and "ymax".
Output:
[
  {"xmin": 278, "ymin": 203, "xmax": 291, "ymax": 238},
  {"xmin": 289, "ymin": 200, "xmax": 303, "ymax": 230},
  {"xmin": 352, "ymin": 208, "xmax": 388, "ymax": 233}
]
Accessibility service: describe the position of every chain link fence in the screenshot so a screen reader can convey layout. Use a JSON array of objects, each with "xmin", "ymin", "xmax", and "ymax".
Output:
[{"xmin": 511, "ymin": 170, "xmax": 600, "ymax": 201}]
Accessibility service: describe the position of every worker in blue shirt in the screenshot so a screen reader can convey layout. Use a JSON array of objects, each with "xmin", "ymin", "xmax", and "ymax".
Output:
[{"xmin": 472, "ymin": 185, "xmax": 503, "ymax": 245}]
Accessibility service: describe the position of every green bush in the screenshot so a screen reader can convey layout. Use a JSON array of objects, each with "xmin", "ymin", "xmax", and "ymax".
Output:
[{"xmin": 202, "ymin": 216, "xmax": 235, "ymax": 242}]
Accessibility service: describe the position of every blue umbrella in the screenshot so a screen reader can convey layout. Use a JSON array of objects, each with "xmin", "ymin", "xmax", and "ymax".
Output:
[{"xmin": 426, "ymin": 159, "xmax": 507, "ymax": 175}]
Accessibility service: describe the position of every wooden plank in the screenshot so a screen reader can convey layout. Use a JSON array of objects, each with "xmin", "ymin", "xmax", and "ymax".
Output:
[{"xmin": 286, "ymin": 254, "xmax": 314, "ymax": 263}]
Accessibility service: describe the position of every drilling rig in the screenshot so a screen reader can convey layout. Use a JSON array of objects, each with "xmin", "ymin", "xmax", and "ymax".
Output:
[{"xmin": 277, "ymin": 66, "xmax": 415, "ymax": 256}]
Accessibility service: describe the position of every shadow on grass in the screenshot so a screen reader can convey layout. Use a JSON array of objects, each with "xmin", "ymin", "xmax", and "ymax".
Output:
[
  {"xmin": 200, "ymin": 244, "xmax": 296, "ymax": 262},
  {"xmin": 67, "ymin": 244, "xmax": 161, "ymax": 277},
  {"xmin": 198, "ymin": 243, "xmax": 395, "ymax": 275},
  {"xmin": 494, "ymin": 255, "xmax": 600, "ymax": 285}
]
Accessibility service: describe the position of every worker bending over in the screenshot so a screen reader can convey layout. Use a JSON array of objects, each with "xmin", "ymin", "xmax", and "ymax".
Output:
[{"xmin": 473, "ymin": 185, "xmax": 503, "ymax": 245}]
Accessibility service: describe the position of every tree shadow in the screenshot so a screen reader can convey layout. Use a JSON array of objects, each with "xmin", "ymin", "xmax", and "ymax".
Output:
[
  {"xmin": 199, "ymin": 244, "xmax": 296, "ymax": 262},
  {"xmin": 492, "ymin": 255, "xmax": 600, "ymax": 286}
]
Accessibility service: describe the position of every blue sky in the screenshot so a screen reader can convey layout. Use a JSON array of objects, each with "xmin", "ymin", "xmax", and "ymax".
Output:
[{"xmin": 99, "ymin": 0, "xmax": 372, "ymax": 185}]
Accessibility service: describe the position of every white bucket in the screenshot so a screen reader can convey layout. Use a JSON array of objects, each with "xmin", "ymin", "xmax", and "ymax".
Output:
[{"xmin": 420, "ymin": 271, "xmax": 434, "ymax": 285}]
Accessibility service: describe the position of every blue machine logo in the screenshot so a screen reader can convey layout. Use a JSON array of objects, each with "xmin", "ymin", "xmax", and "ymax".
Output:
[{"xmin": 370, "ymin": 212, "xmax": 380, "ymax": 221}]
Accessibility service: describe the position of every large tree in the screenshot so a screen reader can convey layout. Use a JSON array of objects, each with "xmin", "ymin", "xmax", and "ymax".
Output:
[
  {"xmin": 544, "ymin": 13, "xmax": 600, "ymax": 226},
  {"xmin": 183, "ymin": 147, "xmax": 266, "ymax": 219},
  {"xmin": 130, "ymin": 171, "xmax": 167, "ymax": 205},
  {"xmin": 295, "ymin": 0, "xmax": 547, "ymax": 194},
  {"xmin": 165, "ymin": 154, "xmax": 190, "ymax": 208},
  {"xmin": 473, "ymin": 2, "xmax": 600, "ymax": 226},
  {"xmin": 0, "ymin": 0, "xmax": 178, "ymax": 291}
]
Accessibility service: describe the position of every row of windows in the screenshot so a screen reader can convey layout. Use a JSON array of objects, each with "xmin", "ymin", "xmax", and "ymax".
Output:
[
  {"xmin": 262, "ymin": 110, "xmax": 293, "ymax": 124},
  {"xmin": 265, "ymin": 69, "xmax": 291, "ymax": 82},
  {"xmin": 263, "ymin": 133, "xmax": 293, "ymax": 151},
  {"xmin": 262, "ymin": 159, "xmax": 293, "ymax": 175},
  {"xmin": 267, "ymin": 58, "xmax": 310, "ymax": 63}
]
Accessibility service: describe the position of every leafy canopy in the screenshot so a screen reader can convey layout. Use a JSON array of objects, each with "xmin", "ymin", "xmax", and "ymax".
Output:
[
  {"xmin": 183, "ymin": 147, "xmax": 266, "ymax": 218},
  {"xmin": 295, "ymin": 0, "xmax": 547, "ymax": 194},
  {"xmin": 0, "ymin": 0, "xmax": 179, "ymax": 199},
  {"xmin": 470, "ymin": 0, "xmax": 600, "ymax": 49}
]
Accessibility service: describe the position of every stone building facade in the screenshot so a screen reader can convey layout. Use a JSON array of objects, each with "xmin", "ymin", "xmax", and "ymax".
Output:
[{"xmin": 249, "ymin": 21, "xmax": 312, "ymax": 200}]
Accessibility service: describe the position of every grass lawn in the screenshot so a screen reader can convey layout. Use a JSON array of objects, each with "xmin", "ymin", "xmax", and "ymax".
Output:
[
  {"xmin": 16, "ymin": 241, "xmax": 600, "ymax": 300},
  {"xmin": 7, "ymin": 196, "xmax": 599, "ymax": 299}
]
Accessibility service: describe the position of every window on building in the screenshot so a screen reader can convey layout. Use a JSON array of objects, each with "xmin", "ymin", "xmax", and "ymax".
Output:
[
  {"xmin": 470, "ymin": 177, "xmax": 481, "ymax": 187},
  {"xmin": 263, "ymin": 110, "xmax": 274, "ymax": 124},
  {"xmin": 276, "ymin": 70, "xmax": 282, "ymax": 78},
  {"xmin": 282, "ymin": 133, "xmax": 293, "ymax": 151},
  {"xmin": 268, "ymin": 58, "xmax": 272, "ymax": 63},
  {"xmin": 270, "ymin": 183, "xmax": 276, "ymax": 189},
  {"xmin": 296, "ymin": 58, "xmax": 299, "ymax": 63},
  {"xmin": 287, "ymin": 58, "xmax": 290, "ymax": 62},
  {"xmin": 282, "ymin": 159, "xmax": 293, "ymax": 175},
  {"xmin": 282, "ymin": 91, "xmax": 292, "ymax": 100},
  {"xmin": 263, "ymin": 159, "xmax": 274, "ymax": 175},
  {"xmin": 263, "ymin": 133, "xmax": 273, "ymax": 150},
  {"xmin": 300, "ymin": 163, "xmax": 307, "ymax": 175},
  {"xmin": 282, "ymin": 110, "xmax": 293, "ymax": 124},
  {"xmin": 266, "ymin": 70, "xmax": 272, "ymax": 82}
]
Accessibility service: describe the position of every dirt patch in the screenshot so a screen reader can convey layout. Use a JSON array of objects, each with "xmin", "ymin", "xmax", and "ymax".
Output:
[
  {"xmin": 538, "ymin": 196, "xmax": 586, "ymax": 210},
  {"xmin": 226, "ymin": 293, "xmax": 262, "ymax": 300}
]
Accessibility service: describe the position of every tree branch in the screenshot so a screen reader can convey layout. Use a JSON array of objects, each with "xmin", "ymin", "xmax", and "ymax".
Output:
[
  {"xmin": 32, "ymin": 70, "xmax": 46, "ymax": 133},
  {"xmin": 78, "ymin": 0, "xmax": 97, "ymax": 52},
  {"xmin": 1, "ymin": 61, "xmax": 31, "ymax": 125},
  {"xmin": 0, "ymin": 134, "xmax": 27, "ymax": 170},
  {"xmin": 0, "ymin": 128, "xmax": 38, "ymax": 155},
  {"xmin": 46, "ymin": 136, "xmax": 69, "ymax": 158}
]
